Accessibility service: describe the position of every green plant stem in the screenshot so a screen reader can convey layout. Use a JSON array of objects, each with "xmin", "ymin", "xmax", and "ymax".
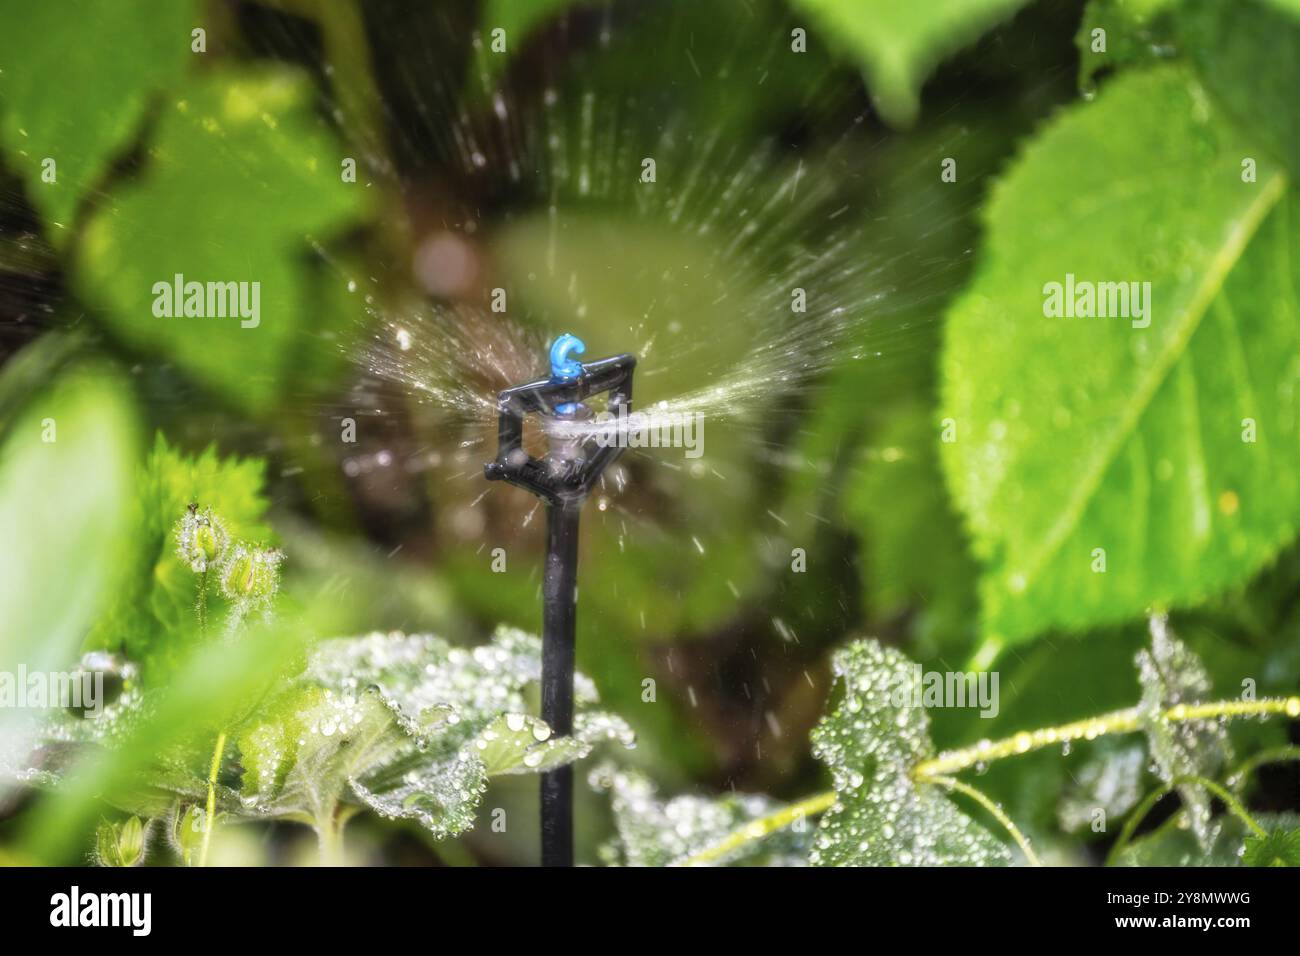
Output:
[
  {"xmin": 684, "ymin": 695, "xmax": 1299, "ymax": 865},
  {"xmin": 197, "ymin": 569, "xmax": 208, "ymax": 638},
  {"xmin": 675, "ymin": 791, "xmax": 836, "ymax": 867},
  {"xmin": 318, "ymin": 824, "xmax": 342, "ymax": 866},
  {"xmin": 919, "ymin": 773, "xmax": 1042, "ymax": 866},
  {"xmin": 1230, "ymin": 745, "xmax": 1300, "ymax": 794},
  {"xmin": 914, "ymin": 696, "xmax": 1300, "ymax": 778},
  {"xmin": 965, "ymin": 636, "xmax": 1004, "ymax": 673},
  {"xmin": 199, "ymin": 730, "xmax": 226, "ymax": 868},
  {"xmin": 1105, "ymin": 775, "xmax": 1267, "ymax": 866},
  {"xmin": 317, "ymin": 806, "xmax": 357, "ymax": 866}
]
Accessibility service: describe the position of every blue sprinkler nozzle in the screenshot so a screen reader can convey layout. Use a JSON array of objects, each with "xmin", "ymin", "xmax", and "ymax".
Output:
[{"xmin": 549, "ymin": 333, "xmax": 585, "ymax": 383}]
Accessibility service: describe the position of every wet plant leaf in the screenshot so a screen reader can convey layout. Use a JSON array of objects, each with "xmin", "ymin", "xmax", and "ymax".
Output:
[
  {"xmin": 589, "ymin": 764, "xmax": 807, "ymax": 867},
  {"xmin": 1117, "ymin": 813, "xmax": 1300, "ymax": 866},
  {"xmin": 809, "ymin": 640, "xmax": 1011, "ymax": 866},
  {"xmin": 474, "ymin": 711, "xmax": 634, "ymax": 775},
  {"xmin": 239, "ymin": 683, "xmax": 484, "ymax": 839},
  {"xmin": 1242, "ymin": 826, "xmax": 1300, "ymax": 866},
  {"xmin": 237, "ymin": 627, "xmax": 630, "ymax": 842},
  {"xmin": 1136, "ymin": 614, "xmax": 1230, "ymax": 847},
  {"xmin": 942, "ymin": 65, "xmax": 1300, "ymax": 648},
  {"xmin": 1057, "ymin": 741, "xmax": 1146, "ymax": 834}
]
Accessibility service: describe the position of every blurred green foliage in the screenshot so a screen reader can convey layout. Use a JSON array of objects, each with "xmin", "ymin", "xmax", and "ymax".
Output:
[
  {"xmin": 0, "ymin": 0, "xmax": 1298, "ymax": 867},
  {"xmin": 77, "ymin": 69, "xmax": 372, "ymax": 412},
  {"xmin": 791, "ymin": 0, "xmax": 1033, "ymax": 125},
  {"xmin": 0, "ymin": 0, "xmax": 198, "ymax": 242},
  {"xmin": 0, "ymin": 353, "xmax": 138, "ymax": 698}
]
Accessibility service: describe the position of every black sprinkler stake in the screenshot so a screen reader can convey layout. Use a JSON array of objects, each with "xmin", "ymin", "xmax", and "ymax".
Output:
[{"xmin": 484, "ymin": 333, "xmax": 635, "ymax": 867}]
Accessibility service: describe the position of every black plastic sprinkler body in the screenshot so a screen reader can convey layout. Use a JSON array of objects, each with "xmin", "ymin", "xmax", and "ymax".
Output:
[{"xmin": 484, "ymin": 333, "xmax": 635, "ymax": 867}]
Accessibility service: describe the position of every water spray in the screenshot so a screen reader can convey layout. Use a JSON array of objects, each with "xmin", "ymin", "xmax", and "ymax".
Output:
[{"xmin": 484, "ymin": 333, "xmax": 636, "ymax": 867}]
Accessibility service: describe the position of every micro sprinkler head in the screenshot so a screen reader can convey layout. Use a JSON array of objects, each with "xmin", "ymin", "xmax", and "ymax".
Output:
[{"xmin": 484, "ymin": 333, "xmax": 635, "ymax": 867}]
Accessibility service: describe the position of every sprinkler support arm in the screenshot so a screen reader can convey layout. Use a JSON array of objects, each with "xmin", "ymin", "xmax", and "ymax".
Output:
[{"xmin": 484, "ymin": 337, "xmax": 635, "ymax": 866}]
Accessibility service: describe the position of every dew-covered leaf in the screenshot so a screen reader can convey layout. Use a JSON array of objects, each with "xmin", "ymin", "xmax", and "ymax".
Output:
[
  {"xmin": 809, "ymin": 640, "xmax": 1011, "ymax": 866},
  {"xmin": 304, "ymin": 626, "xmax": 598, "ymax": 716},
  {"xmin": 472, "ymin": 713, "xmax": 579, "ymax": 776},
  {"xmin": 5, "ymin": 649, "xmax": 249, "ymax": 823},
  {"xmin": 1136, "ymin": 614, "xmax": 1230, "ymax": 847},
  {"xmin": 1116, "ymin": 813, "xmax": 1300, "ymax": 866},
  {"xmin": 238, "ymin": 627, "xmax": 628, "ymax": 841},
  {"xmin": 473, "ymin": 711, "xmax": 634, "ymax": 776},
  {"xmin": 1056, "ymin": 740, "xmax": 1146, "ymax": 834},
  {"xmin": 589, "ymin": 764, "xmax": 807, "ymax": 867},
  {"xmin": 239, "ymin": 683, "xmax": 484, "ymax": 839},
  {"xmin": 1242, "ymin": 826, "xmax": 1300, "ymax": 867},
  {"xmin": 941, "ymin": 65, "xmax": 1300, "ymax": 647}
]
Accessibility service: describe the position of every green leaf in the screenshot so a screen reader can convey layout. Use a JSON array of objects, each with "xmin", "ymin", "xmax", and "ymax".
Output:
[
  {"xmin": 1136, "ymin": 615, "xmax": 1229, "ymax": 847},
  {"xmin": 1057, "ymin": 741, "xmax": 1146, "ymax": 833},
  {"xmin": 239, "ymin": 683, "xmax": 483, "ymax": 839},
  {"xmin": 21, "ymin": 609, "xmax": 318, "ymax": 862},
  {"xmin": 937, "ymin": 625, "xmax": 1146, "ymax": 841},
  {"xmin": 1243, "ymin": 826, "xmax": 1300, "ymax": 866},
  {"xmin": 590, "ymin": 764, "xmax": 807, "ymax": 867},
  {"xmin": 791, "ymin": 0, "xmax": 1032, "ymax": 125},
  {"xmin": 237, "ymin": 627, "xmax": 629, "ymax": 841},
  {"xmin": 1074, "ymin": 0, "xmax": 1179, "ymax": 92},
  {"xmin": 809, "ymin": 640, "xmax": 1011, "ymax": 865},
  {"xmin": 75, "ymin": 68, "xmax": 370, "ymax": 413},
  {"xmin": 941, "ymin": 65, "xmax": 1299, "ymax": 647},
  {"xmin": 1117, "ymin": 813, "xmax": 1300, "ymax": 866},
  {"xmin": 474, "ymin": 712, "xmax": 633, "ymax": 775},
  {"xmin": 1182, "ymin": 0, "xmax": 1300, "ymax": 176},
  {"xmin": 0, "ymin": 361, "xmax": 139, "ymax": 673},
  {"xmin": 85, "ymin": 434, "xmax": 273, "ymax": 680},
  {"xmin": 0, "ymin": 359, "xmax": 139, "ymax": 784},
  {"xmin": 0, "ymin": 0, "xmax": 197, "ymax": 245}
]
